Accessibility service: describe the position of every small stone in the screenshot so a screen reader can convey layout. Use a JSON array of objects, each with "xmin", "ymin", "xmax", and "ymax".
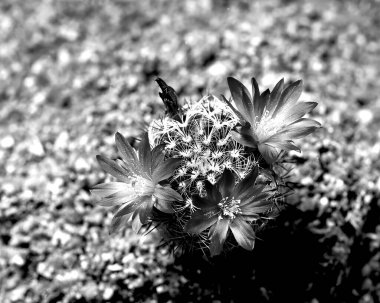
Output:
[
  {"xmin": 103, "ymin": 287, "xmax": 114, "ymax": 300},
  {"xmin": 52, "ymin": 229, "xmax": 71, "ymax": 246},
  {"xmin": 1, "ymin": 135, "xmax": 15, "ymax": 149},
  {"xmin": 74, "ymin": 157, "xmax": 91, "ymax": 172},
  {"xmin": 128, "ymin": 277, "xmax": 144, "ymax": 289},
  {"xmin": 207, "ymin": 62, "xmax": 228, "ymax": 77},
  {"xmin": 28, "ymin": 137, "xmax": 45, "ymax": 156},
  {"xmin": 107, "ymin": 264, "xmax": 123, "ymax": 272},
  {"xmin": 54, "ymin": 132, "xmax": 69, "ymax": 150},
  {"xmin": 9, "ymin": 286, "xmax": 28, "ymax": 301},
  {"xmin": 82, "ymin": 281, "xmax": 99, "ymax": 300},
  {"xmin": 319, "ymin": 197, "xmax": 329, "ymax": 207},
  {"xmin": 156, "ymin": 285, "xmax": 166, "ymax": 293},
  {"xmin": 10, "ymin": 254, "xmax": 25, "ymax": 266},
  {"xmin": 301, "ymin": 176, "xmax": 313, "ymax": 186},
  {"xmin": 101, "ymin": 252, "xmax": 113, "ymax": 262},
  {"xmin": 37, "ymin": 262, "xmax": 54, "ymax": 279},
  {"xmin": 2, "ymin": 182, "xmax": 18, "ymax": 195},
  {"xmin": 357, "ymin": 109, "xmax": 373, "ymax": 125}
]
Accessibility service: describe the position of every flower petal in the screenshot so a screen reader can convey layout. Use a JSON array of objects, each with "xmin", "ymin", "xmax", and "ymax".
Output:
[
  {"xmin": 238, "ymin": 184, "xmax": 266, "ymax": 202},
  {"xmin": 204, "ymin": 181, "xmax": 222, "ymax": 204},
  {"xmin": 227, "ymin": 77, "xmax": 253, "ymax": 122},
  {"xmin": 221, "ymin": 95, "xmax": 250, "ymax": 127},
  {"xmin": 151, "ymin": 144, "xmax": 165, "ymax": 171},
  {"xmin": 258, "ymin": 143, "xmax": 280, "ymax": 164},
  {"xmin": 251, "ymin": 77, "xmax": 261, "ymax": 119},
  {"xmin": 281, "ymin": 102, "xmax": 318, "ymax": 124},
  {"xmin": 109, "ymin": 212, "xmax": 132, "ymax": 234},
  {"xmin": 231, "ymin": 130, "xmax": 258, "ymax": 148},
  {"xmin": 138, "ymin": 132, "xmax": 152, "ymax": 175},
  {"xmin": 155, "ymin": 185, "xmax": 183, "ymax": 202},
  {"xmin": 185, "ymin": 209, "xmax": 219, "ymax": 234},
  {"xmin": 209, "ymin": 218, "xmax": 230, "ymax": 256},
  {"xmin": 192, "ymin": 194, "xmax": 219, "ymax": 209},
  {"xmin": 96, "ymin": 155, "xmax": 131, "ymax": 182},
  {"xmin": 155, "ymin": 199, "xmax": 175, "ymax": 213},
  {"xmin": 267, "ymin": 78, "xmax": 284, "ymax": 115},
  {"xmin": 90, "ymin": 182, "xmax": 132, "ymax": 198},
  {"xmin": 218, "ymin": 169, "xmax": 235, "ymax": 198},
  {"xmin": 241, "ymin": 190, "xmax": 275, "ymax": 208},
  {"xmin": 131, "ymin": 212, "xmax": 143, "ymax": 232},
  {"xmin": 273, "ymin": 80, "xmax": 303, "ymax": 118},
  {"xmin": 265, "ymin": 140, "xmax": 300, "ymax": 152},
  {"xmin": 289, "ymin": 117, "xmax": 321, "ymax": 128},
  {"xmin": 152, "ymin": 158, "xmax": 182, "ymax": 182},
  {"xmin": 138, "ymin": 196, "xmax": 154, "ymax": 224},
  {"xmin": 240, "ymin": 198, "xmax": 273, "ymax": 215},
  {"xmin": 115, "ymin": 132, "xmax": 142, "ymax": 174},
  {"xmin": 234, "ymin": 166, "xmax": 258, "ymax": 198},
  {"xmin": 96, "ymin": 190, "xmax": 137, "ymax": 207},
  {"xmin": 114, "ymin": 196, "xmax": 143, "ymax": 217},
  {"xmin": 279, "ymin": 118, "xmax": 321, "ymax": 139},
  {"xmin": 230, "ymin": 217, "xmax": 255, "ymax": 251},
  {"xmin": 257, "ymin": 89, "xmax": 270, "ymax": 119}
]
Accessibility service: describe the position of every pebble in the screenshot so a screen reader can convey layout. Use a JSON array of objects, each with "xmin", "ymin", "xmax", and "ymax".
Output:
[
  {"xmin": 52, "ymin": 229, "xmax": 71, "ymax": 247},
  {"xmin": 28, "ymin": 137, "xmax": 45, "ymax": 156},
  {"xmin": 74, "ymin": 157, "xmax": 91, "ymax": 172},
  {"xmin": 54, "ymin": 132, "xmax": 70, "ymax": 150},
  {"xmin": 107, "ymin": 263, "xmax": 123, "ymax": 272},
  {"xmin": 9, "ymin": 286, "xmax": 28, "ymax": 302},
  {"xmin": 2, "ymin": 182, "xmax": 18, "ymax": 196},
  {"xmin": 319, "ymin": 196, "xmax": 329, "ymax": 207},
  {"xmin": 1, "ymin": 135, "xmax": 15, "ymax": 149},
  {"xmin": 10, "ymin": 254, "xmax": 25, "ymax": 266},
  {"xmin": 357, "ymin": 109, "xmax": 373, "ymax": 125},
  {"xmin": 37, "ymin": 262, "xmax": 54, "ymax": 279},
  {"xmin": 103, "ymin": 287, "xmax": 114, "ymax": 300},
  {"xmin": 55, "ymin": 269, "xmax": 85, "ymax": 283},
  {"xmin": 207, "ymin": 62, "xmax": 229, "ymax": 77}
]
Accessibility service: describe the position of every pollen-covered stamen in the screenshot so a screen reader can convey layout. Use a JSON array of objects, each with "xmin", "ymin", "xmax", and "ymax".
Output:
[{"xmin": 218, "ymin": 197, "xmax": 242, "ymax": 220}]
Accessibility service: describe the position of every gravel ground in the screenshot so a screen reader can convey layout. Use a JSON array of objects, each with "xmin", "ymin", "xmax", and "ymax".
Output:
[{"xmin": 1, "ymin": 0, "xmax": 380, "ymax": 302}]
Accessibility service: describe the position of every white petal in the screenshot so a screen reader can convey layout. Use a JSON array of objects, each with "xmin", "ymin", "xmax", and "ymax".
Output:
[{"xmin": 90, "ymin": 182, "xmax": 132, "ymax": 198}]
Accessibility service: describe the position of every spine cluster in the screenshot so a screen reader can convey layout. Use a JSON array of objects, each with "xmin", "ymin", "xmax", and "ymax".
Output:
[{"xmin": 149, "ymin": 95, "xmax": 256, "ymax": 200}]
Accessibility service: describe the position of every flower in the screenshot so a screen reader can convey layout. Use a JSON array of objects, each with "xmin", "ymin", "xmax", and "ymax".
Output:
[
  {"xmin": 91, "ymin": 132, "xmax": 183, "ymax": 233},
  {"xmin": 184, "ymin": 167, "xmax": 275, "ymax": 256},
  {"xmin": 223, "ymin": 77, "xmax": 321, "ymax": 164},
  {"xmin": 148, "ymin": 95, "xmax": 256, "ymax": 201}
]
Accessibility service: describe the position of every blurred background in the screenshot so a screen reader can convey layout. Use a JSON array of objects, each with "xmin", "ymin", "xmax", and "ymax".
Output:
[{"xmin": 1, "ymin": 0, "xmax": 380, "ymax": 302}]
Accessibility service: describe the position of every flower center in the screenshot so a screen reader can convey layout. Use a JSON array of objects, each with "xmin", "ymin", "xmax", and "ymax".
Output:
[
  {"xmin": 254, "ymin": 110, "xmax": 283, "ymax": 140},
  {"xmin": 218, "ymin": 197, "xmax": 242, "ymax": 220},
  {"xmin": 131, "ymin": 176, "xmax": 153, "ymax": 196}
]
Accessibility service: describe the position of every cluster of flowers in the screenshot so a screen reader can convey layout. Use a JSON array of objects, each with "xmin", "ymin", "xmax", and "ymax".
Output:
[{"xmin": 91, "ymin": 76, "xmax": 320, "ymax": 256}]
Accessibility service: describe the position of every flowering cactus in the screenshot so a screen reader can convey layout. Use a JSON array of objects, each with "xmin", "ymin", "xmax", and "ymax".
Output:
[{"xmin": 92, "ymin": 76, "xmax": 320, "ymax": 256}]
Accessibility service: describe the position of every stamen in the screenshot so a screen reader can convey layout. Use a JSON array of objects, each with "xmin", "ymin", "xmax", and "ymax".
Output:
[{"xmin": 218, "ymin": 197, "xmax": 242, "ymax": 220}]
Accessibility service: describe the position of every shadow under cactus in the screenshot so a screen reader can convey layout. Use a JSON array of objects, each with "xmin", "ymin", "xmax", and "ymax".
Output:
[{"xmin": 172, "ymin": 204, "xmax": 346, "ymax": 303}]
